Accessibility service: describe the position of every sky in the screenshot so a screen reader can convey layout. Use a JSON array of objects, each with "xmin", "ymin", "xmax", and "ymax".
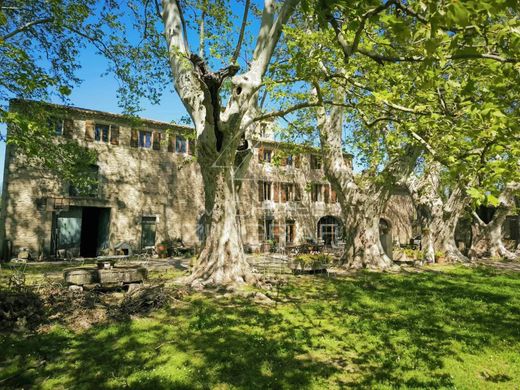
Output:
[
  {"xmin": 0, "ymin": 1, "xmax": 260, "ymax": 188},
  {"xmin": 0, "ymin": 45, "xmax": 186, "ymax": 188}
]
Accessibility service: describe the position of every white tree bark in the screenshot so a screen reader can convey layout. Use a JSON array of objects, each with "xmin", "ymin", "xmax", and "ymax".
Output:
[
  {"xmin": 469, "ymin": 186, "xmax": 518, "ymax": 260},
  {"xmin": 161, "ymin": 0, "xmax": 299, "ymax": 287},
  {"xmin": 407, "ymin": 164, "xmax": 469, "ymax": 263},
  {"xmin": 317, "ymin": 101, "xmax": 416, "ymax": 269}
]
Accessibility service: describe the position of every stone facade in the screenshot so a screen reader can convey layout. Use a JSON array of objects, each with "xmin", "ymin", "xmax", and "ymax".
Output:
[{"xmin": 0, "ymin": 102, "xmax": 417, "ymax": 260}]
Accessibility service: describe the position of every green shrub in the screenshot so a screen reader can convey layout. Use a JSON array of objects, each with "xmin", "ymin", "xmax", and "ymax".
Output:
[{"xmin": 400, "ymin": 248, "xmax": 424, "ymax": 260}]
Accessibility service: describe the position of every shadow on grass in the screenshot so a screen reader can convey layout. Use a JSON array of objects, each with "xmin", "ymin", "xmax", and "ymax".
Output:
[
  {"xmin": 0, "ymin": 265, "xmax": 519, "ymax": 389},
  {"xmin": 0, "ymin": 295, "xmax": 337, "ymax": 389}
]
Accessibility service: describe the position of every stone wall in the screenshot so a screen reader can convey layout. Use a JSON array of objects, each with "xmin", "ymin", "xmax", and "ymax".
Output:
[{"xmin": 0, "ymin": 102, "xmax": 417, "ymax": 260}]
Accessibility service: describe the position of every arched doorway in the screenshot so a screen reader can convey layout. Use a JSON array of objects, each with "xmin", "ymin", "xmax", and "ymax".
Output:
[
  {"xmin": 317, "ymin": 216, "xmax": 342, "ymax": 246},
  {"xmin": 379, "ymin": 218, "xmax": 392, "ymax": 259}
]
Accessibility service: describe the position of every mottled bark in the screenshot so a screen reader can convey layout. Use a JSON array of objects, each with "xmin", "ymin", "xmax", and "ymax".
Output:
[
  {"xmin": 317, "ymin": 102, "xmax": 408, "ymax": 269},
  {"xmin": 341, "ymin": 194, "xmax": 394, "ymax": 269},
  {"xmin": 408, "ymin": 165, "xmax": 468, "ymax": 263},
  {"xmin": 161, "ymin": 0, "xmax": 299, "ymax": 286},
  {"xmin": 469, "ymin": 188, "xmax": 518, "ymax": 260},
  {"xmin": 188, "ymin": 151, "xmax": 255, "ymax": 286}
]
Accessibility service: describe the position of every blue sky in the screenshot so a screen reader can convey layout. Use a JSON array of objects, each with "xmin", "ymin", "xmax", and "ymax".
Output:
[{"xmin": 0, "ymin": 1, "xmax": 260, "ymax": 187}]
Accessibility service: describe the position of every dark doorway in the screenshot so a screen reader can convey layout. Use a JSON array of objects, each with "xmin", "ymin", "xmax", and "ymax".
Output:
[
  {"xmin": 317, "ymin": 216, "xmax": 342, "ymax": 246},
  {"xmin": 80, "ymin": 207, "xmax": 110, "ymax": 257}
]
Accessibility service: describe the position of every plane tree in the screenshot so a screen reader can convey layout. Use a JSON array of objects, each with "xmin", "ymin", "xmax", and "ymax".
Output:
[
  {"xmin": 137, "ymin": 0, "xmax": 302, "ymax": 287},
  {"xmin": 270, "ymin": 0, "xmax": 520, "ymax": 267}
]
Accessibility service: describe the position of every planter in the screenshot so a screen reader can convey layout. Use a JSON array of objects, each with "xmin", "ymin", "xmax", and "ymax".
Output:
[
  {"xmin": 289, "ymin": 260, "xmax": 328, "ymax": 274},
  {"xmin": 436, "ymin": 256, "xmax": 447, "ymax": 264},
  {"xmin": 260, "ymin": 243, "xmax": 271, "ymax": 253},
  {"xmin": 156, "ymin": 244, "xmax": 169, "ymax": 258}
]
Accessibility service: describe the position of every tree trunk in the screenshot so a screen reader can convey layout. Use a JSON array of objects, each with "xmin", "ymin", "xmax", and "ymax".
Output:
[
  {"xmin": 161, "ymin": 0, "xmax": 299, "ymax": 287},
  {"xmin": 317, "ymin": 102, "xmax": 397, "ymax": 269},
  {"xmin": 341, "ymin": 195, "xmax": 393, "ymax": 269},
  {"xmin": 408, "ymin": 165, "xmax": 468, "ymax": 263},
  {"xmin": 469, "ymin": 191, "xmax": 518, "ymax": 260},
  {"xmin": 187, "ymin": 137, "xmax": 256, "ymax": 287}
]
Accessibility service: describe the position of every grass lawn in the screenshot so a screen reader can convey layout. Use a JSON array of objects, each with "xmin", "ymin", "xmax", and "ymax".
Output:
[{"xmin": 1, "ymin": 264, "xmax": 520, "ymax": 389}]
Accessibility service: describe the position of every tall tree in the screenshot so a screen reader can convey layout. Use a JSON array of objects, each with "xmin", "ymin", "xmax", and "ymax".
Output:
[
  {"xmin": 277, "ymin": 0, "xmax": 520, "ymax": 266},
  {"xmin": 159, "ymin": 0, "xmax": 300, "ymax": 286}
]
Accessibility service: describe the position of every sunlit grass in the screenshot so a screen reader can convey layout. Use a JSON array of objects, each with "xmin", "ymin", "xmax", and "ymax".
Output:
[{"xmin": 1, "ymin": 264, "xmax": 519, "ymax": 389}]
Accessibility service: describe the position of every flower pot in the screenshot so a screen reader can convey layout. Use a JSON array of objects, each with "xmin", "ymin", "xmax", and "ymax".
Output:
[{"xmin": 156, "ymin": 244, "xmax": 168, "ymax": 259}]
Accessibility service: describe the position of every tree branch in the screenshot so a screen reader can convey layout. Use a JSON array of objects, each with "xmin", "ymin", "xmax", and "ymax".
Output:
[
  {"xmin": 161, "ymin": 0, "xmax": 205, "ymax": 121},
  {"xmin": 350, "ymin": 1, "xmax": 396, "ymax": 58},
  {"xmin": 198, "ymin": 10, "xmax": 205, "ymax": 58},
  {"xmin": 231, "ymin": 0, "xmax": 250, "ymax": 65},
  {"xmin": 249, "ymin": 0, "xmax": 300, "ymax": 77},
  {"xmin": 2, "ymin": 17, "xmax": 53, "ymax": 40},
  {"xmin": 250, "ymin": 101, "xmax": 319, "ymax": 123},
  {"xmin": 357, "ymin": 47, "xmax": 519, "ymax": 64}
]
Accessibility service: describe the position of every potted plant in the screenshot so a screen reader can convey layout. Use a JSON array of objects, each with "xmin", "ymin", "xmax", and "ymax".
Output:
[
  {"xmin": 260, "ymin": 240, "xmax": 272, "ymax": 253},
  {"xmin": 156, "ymin": 241, "xmax": 170, "ymax": 258},
  {"xmin": 289, "ymin": 254, "xmax": 332, "ymax": 274},
  {"xmin": 435, "ymin": 250, "xmax": 447, "ymax": 264}
]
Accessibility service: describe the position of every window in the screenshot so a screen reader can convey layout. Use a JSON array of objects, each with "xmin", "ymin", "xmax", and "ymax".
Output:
[
  {"xmin": 260, "ymin": 123, "xmax": 267, "ymax": 138},
  {"xmin": 281, "ymin": 183, "xmax": 300, "ymax": 203},
  {"xmin": 95, "ymin": 124, "xmax": 110, "ymax": 143},
  {"xmin": 141, "ymin": 216, "xmax": 157, "ymax": 248},
  {"xmin": 262, "ymin": 181, "xmax": 272, "ymax": 201},
  {"xmin": 265, "ymin": 218, "xmax": 274, "ymax": 240},
  {"xmin": 139, "ymin": 131, "xmax": 152, "ymax": 148},
  {"xmin": 286, "ymin": 155, "xmax": 293, "ymax": 166},
  {"xmin": 286, "ymin": 220, "xmax": 295, "ymax": 244},
  {"xmin": 258, "ymin": 181, "xmax": 272, "ymax": 201},
  {"xmin": 50, "ymin": 119, "xmax": 63, "ymax": 136},
  {"xmin": 176, "ymin": 135, "xmax": 187, "ymax": 153},
  {"xmin": 310, "ymin": 154, "xmax": 322, "ymax": 169},
  {"xmin": 311, "ymin": 183, "xmax": 323, "ymax": 202},
  {"xmin": 263, "ymin": 149, "xmax": 272, "ymax": 163},
  {"xmin": 152, "ymin": 131, "xmax": 161, "ymax": 150},
  {"xmin": 69, "ymin": 165, "xmax": 99, "ymax": 197}
]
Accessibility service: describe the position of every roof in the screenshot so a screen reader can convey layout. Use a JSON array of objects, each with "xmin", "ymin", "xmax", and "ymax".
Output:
[{"xmin": 9, "ymin": 99, "xmax": 194, "ymax": 132}]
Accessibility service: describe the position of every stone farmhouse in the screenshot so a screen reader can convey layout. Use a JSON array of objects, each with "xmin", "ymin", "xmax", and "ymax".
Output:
[{"xmin": 0, "ymin": 101, "xmax": 438, "ymax": 261}]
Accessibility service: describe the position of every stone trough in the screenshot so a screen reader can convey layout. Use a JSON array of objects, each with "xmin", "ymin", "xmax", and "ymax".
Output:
[{"xmin": 64, "ymin": 264, "xmax": 147, "ymax": 290}]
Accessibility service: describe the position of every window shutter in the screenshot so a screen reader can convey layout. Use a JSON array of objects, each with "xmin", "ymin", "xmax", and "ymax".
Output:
[
  {"xmin": 152, "ymin": 131, "xmax": 161, "ymax": 150},
  {"xmin": 258, "ymin": 219, "xmax": 265, "ymax": 242},
  {"xmin": 110, "ymin": 125, "xmax": 119, "ymax": 145},
  {"xmin": 294, "ymin": 154, "xmax": 301, "ymax": 168},
  {"xmin": 331, "ymin": 188, "xmax": 337, "ymax": 203},
  {"xmin": 168, "ymin": 135, "xmax": 174, "ymax": 152},
  {"xmin": 273, "ymin": 182, "xmax": 279, "ymax": 202},
  {"xmin": 85, "ymin": 120, "xmax": 95, "ymax": 141},
  {"xmin": 274, "ymin": 222, "xmax": 280, "ymax": 243},
  {"xmin": 324, "ymin": 185, "xmax": 330, "ymax": 204},
  {"xmin": 281, "ymin": 184, "xmax": 287, "ymax": 203},
  {"xmin": 130, "ymin": 129, "xmax": 138, "ymax": 147},
  {"xmin": 63, "ymin": 119, "xmax": 74, "ymax": 138},
  {"xmin": 188, "ymin": 139, "xmax": 196, "ymax": 155},
  {"xmin": 258, "ymin": 181, "xmax": 264, "ymax": 201},
  {"xmin": 258, "ymin": 146, "xmax": 264, "ymax": 162}
]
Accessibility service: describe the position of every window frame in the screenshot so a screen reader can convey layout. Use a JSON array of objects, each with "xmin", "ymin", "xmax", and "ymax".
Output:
[
  {"xmin": 176, "ymin": 135, "xmax": 187, "ymax": 153},
  {"xmin": 138, "ymin": 130, "xmax": 153, "ymax": 149},
  {"xmin": 94, "ymin": 124, "xmax": 110, "ymax": 143}
]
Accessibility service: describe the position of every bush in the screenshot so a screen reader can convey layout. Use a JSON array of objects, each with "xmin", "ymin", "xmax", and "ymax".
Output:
[{"xmin": 401, "ymin": 248, "xmax": 424, "ymax": 260}]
